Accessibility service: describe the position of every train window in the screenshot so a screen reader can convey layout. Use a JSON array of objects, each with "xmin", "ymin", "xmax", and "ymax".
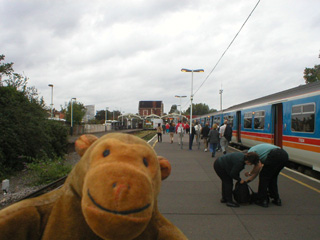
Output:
[
  {"xmin": 254, "ymin": 111, "xmax": 265, "ymax": 130},
  {"xmin": 214, "ymin": 117, "xmax": 220, "ymax": 125},
  {"xmin": 244, "ymin": 112, "xmax": 252, "ymax": 129},
  {"xmin": 291, "ymin": 103, "xmax": 315, "ymax": 133},
  {"xmin": 226, "ymin": 115, "xmax": 234, "ymax": 127}
]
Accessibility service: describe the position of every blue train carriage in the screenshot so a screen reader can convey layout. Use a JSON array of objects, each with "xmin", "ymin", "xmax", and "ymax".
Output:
[
  {"xmin": 226, "ymin": 81, "xmax": 320, "ymax": 172},
  {"xmin": 282, "ymin": 88, "xmax": 320, "ymax": 172}
]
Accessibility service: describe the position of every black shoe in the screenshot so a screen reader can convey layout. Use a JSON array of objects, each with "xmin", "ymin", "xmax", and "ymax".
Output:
[
  {"xmin": 223, "ymin": 151, "xmax": 226, "ymax": 155},
  {"xmin": 226, "ymin": 202, "xmax": 240, "ymax": 207},
  {"xmin": 272, "ymin": 198, "xmax": 282, "ymax": 206},
  {"xmin": 255, "ymin": 200, "xmax": 268, "ymax": 208},
  {"xmin": 212, "ymin": 153, "xmax": 215, "ymax": 158},
  {"xmin": 220, "ymin": 198, "xmax": 227, "ymax": 203}
]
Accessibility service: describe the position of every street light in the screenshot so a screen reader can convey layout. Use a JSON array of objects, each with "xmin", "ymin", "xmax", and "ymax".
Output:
[
  {"xmin": 105, "ymin": 107, "xmax": 109, "ymax": 132},
  {"xmin": 70, "ymin": 98, "xmax": 76, "ymax": 135},
  {"xmin": 181, "ymin": 68, "xmax": 204, "ymax": 135},
  {"xmin": 219, "ymin": 88, "xmax": 223, "ymax": 111},
  {"xmin": 175, "ymin": 95, "xmax": 187, "ymax": 121},
  {"xmin": 48, "ymin": 84, "xmax": 54, "ymax": 118}
]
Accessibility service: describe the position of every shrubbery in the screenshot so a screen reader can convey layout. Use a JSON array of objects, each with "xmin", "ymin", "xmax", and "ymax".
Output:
[
  {"xmin": 24, "ymin": 157, "xmax": 72, "ymax": 185},
  {"xmin": 0, "ymin": 86, "xmax": 69, "ymax": 178}
]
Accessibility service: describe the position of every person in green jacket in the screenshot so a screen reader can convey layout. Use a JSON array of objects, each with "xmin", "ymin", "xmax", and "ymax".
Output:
[
  {"xmin": 213, "ymin": 152, "xmax": 260, "ymax": 207},
  {"xmin": 247, "ymin": 143, "xmax": 289, "ymax": 207}
]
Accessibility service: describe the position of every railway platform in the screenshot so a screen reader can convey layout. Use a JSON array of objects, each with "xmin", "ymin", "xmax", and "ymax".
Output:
[{"xmin": 152, "ymin": 133, "xmax": 320, "ymax": 240}]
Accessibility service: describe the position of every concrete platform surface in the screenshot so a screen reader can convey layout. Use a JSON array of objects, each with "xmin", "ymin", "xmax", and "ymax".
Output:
[{"xmin": 153, "ymin": 133, "xmax": 320, "ymax": 240}]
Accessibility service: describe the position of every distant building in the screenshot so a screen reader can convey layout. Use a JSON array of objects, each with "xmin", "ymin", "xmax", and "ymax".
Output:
[
  {"xmin": 139, "ymin": 101, "xmax": 164, "ymax": 117},
  {"xmin": 83, "ymin": 105, "xmax": 95, "ymax": 122}
]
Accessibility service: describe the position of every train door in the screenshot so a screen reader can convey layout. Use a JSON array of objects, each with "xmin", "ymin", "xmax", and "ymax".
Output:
[
  {"xmin": 273, "ymin": 104, "xmax": 283, "ymax": 147},
  {"xmin": 236, "ymin": 111, "xmax": 241, "ymax": 143}
]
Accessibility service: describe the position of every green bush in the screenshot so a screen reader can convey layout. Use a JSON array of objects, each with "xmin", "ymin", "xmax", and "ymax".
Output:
[
  {"xmin": 0, "ymin": 86, "xmax": 69, "ymax": 172},
  {"xmin": 24, "ymin": 157, "xmax": 72, "ymax": 186}
]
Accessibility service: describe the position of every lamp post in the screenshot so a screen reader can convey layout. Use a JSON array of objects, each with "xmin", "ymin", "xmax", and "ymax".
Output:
[
  {"xmin": 181, "ymin": 68, "xmax": 204, "ymax": 134},
  {"xmin": 105, "ymin": 107, "xmax": 109, "ymax": 132},
  {"xmin": 70, "ymin": 98, "xmax": 76, "ymax": 135},
  {"xmin": 48, "ymin": 84, "xmax": 54, "ymax": 118},
  {"xmin": 175, "ymin": 95, "xmax": 187, "ymax": 121},
  {"xmin": 219, "ymin": 88, "xmax": 223, "ymax": 111}
]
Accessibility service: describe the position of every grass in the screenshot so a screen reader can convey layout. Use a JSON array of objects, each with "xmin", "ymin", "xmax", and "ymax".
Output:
[{"xmin": 24, "ymin": 157, "xmax": 72, "ymax": 186}]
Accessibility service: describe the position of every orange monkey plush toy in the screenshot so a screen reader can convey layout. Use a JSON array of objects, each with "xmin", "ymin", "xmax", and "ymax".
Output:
[{"xmin": 0, "ymin": 133, "xmax": 188, "ymax": 240}]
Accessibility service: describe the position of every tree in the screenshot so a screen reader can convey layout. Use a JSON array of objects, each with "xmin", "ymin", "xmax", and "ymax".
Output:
[
  {"xmin": 0, "ymin": 54, "xmax": 68, "ymax": 173},
  {"xmin": 303, "ymin": 65, "xmax": 320, "ymax": 84},
  {"xmin": 64, "ymin": 101, "xmax": 86, "ymax": 125},
  {"xmin": 0, "ymin": 54, "xmax": 14, "ymax": 77},
  {"xmin": 95, "ymin": 110, "xmax": 106, "ymax": 123},
  {"xmin": 0, "ymin": 86, "xmax": 68, "ymax": 171},
  {"xmin": 169, "ymin": 105, "xmax": 178, "ymax": 114},
  {"xmin": 184, "ymin": 103, "xmax": 217, "ymax": 115}
]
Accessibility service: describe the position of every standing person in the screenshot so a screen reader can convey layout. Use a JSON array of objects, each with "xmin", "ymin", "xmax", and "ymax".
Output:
[
  {"xmin": 185, "ymin": 122, "xmax": 190, "ymax": 134},
  {"xmin": 156, "ymin": 123, "xmax": 162, "ymax": 142},
  {"xmin": 165, "ymin": 122, "xmax": 170, "ymax": 134},
  {"xmin": 208, "ymin": 124, "xmax": 219, "ymax": 157},
  {"xmin": 219, "ymin": 120, "xmax": 229, "ymax": 154},
  {"xmin": 201, "ymin": 122, "xmax": 210, "ymax": 152},
  {"xmin": 176, "ymin": 120, "xmax": 185, "ymax": 145},
  {"xmin": 224, "ymin": 122, "xmax": 233, "ymax": 143},
  {"xmin": 247, "ymin": 143, "xmax": 289, "ymax": 207},
  {"xmin": 213, "ymin": 152, "xmax": 260, "ymax": 207},
  {"xmin": 194, "ymin": 122, "xmax": 202, "ymax": 142},
  {"xmin": 162, "ymin": 123, "xmax": 166, "ymax": 134},
  {"xmin": 168, "ymin": 122, "xmax": 175, "ymax": 144},
  {"xmin": 189, "ymin": 123, "xmax": 196, "ymax": 150}
]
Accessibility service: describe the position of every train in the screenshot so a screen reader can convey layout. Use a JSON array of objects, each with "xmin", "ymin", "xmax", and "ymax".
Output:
[{"xmin": 193, "ymin": 81, "xmax": 320, "ymax": 173}]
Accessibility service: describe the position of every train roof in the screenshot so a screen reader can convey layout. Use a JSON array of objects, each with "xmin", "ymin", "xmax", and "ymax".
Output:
[{"xmin": 225, "ymin": 81, "xmax": 320, "ymax": 112}]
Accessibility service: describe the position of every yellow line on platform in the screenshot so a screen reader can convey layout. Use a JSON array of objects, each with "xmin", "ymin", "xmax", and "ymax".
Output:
[
  {"xmin": 152, "ymin": 141, "xmax": 157, "ymax": 149},
  {"xmin": 280, "ymin": 172, "xmax": 320, "ymax": 194}
]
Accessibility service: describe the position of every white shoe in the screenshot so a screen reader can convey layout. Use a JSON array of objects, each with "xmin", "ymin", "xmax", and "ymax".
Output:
[{"xmin": 204, "ymin": 149, "xmax": 207, "ymax": 152}]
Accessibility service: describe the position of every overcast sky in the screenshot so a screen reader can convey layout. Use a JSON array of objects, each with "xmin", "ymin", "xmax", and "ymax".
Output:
[{"xmin": 1, "ymin": 0, "xmax": 319, "ymax": 115}]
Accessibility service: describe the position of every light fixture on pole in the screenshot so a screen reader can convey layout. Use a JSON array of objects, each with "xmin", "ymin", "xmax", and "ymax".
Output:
[
  {"xmin": 181, "ymin": 68, "xmax": 204, "ymax": 135},
  {"xmin": 70, "ymin": 98, "xmax": 76, "ymax": 135},
  {"xmin": 175, "ymin": 95, "xmax": 187, "ymax": 121},
  {"xmin": 219, "ymin": 88, "xmax": 223, "ymax": 111},
  {"xmin": 48, "ymin": 84, "xmax": 54, "ymax": 118},
  {"xmin": 105, "ymin": 107, "xmax": 109, "ymax": 132}
]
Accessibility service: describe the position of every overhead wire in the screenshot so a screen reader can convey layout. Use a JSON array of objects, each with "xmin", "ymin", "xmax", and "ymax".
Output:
[{"xmin": 182, "ymin": 0, "xmax": 261, "ymax": 110}]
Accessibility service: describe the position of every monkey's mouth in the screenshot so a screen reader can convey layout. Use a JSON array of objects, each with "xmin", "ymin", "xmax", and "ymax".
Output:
[{"xmin": 87, "ymin": 189, "xmax": 151, "ymax": 215}]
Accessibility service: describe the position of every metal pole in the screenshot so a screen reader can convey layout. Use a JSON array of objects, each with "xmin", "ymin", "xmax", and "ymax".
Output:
[
  {"xmin": 48, "ymin": 84, "xmax": 54, "ymax": 118},
  {"xmin": 219, "ymin": 89, "xmax": 223, "ymax": 111},
  {"xmin": 190, "ymin": 71, "xmax": 193, "ymax": 134},
  {"xmin": 104, "ymin": 107, "xmax": 108, "ymax": 131},
  {"xmin": 70, "ymin": 98, "xmax": 76, "ymax": 135},
  {"xmin": 71, "ymin": 100, "xmax": 74, "ymax": 135}
]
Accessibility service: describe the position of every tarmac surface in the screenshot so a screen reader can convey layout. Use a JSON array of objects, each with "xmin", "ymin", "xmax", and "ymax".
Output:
[{"xmin": 152, "ymin": 133, "xmax": 320, "ymax": 240}]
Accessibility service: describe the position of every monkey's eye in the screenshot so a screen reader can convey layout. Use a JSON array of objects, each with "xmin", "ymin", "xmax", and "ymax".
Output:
[
  {"xmin": 103, "ymin": 149, "xmax": 110, "ymax": 157},
  {"xmin": 143, "ymin": 158, "xmax": 148, "ymax": 167}
]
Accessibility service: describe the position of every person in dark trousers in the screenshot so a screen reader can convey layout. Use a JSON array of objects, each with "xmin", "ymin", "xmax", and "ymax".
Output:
[
  {"xmin": 213, "ymin": 152, "xmax": 260, "ymax": 207},
  {"xmin": 156, "ymin": 123, "xmax": 162, "ymax": 142},
  {"xmin": 162, "ymin": 123, "xmax": 166, "ymax": 134},
  {"xmin": 168, "ymin": 122, "xmax": 175, "ymax": 143},
  {"xmin": 208, "ymin": 124, "xmax": 219, "ymax": 157},
  {"xmin": 247, "ymin": 143, "xmax": 289, "ymax": 207},
  {"xmin": 201, "ymin": 122, "xmax": 210, "ymax": 152},
  {"xmin": 224, "ymin": 122, "xmax": 233, "ymax": 143},
  {"xmin": 189, "ymin": 123, "xmax": 196, "ymax": 150}
]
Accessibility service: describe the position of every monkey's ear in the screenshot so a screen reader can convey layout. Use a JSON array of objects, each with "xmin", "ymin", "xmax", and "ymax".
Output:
[
  {"xmin": 75, "ymin": 134, "xmax": 98, "ymax": 156},
  {"xmin": 158, "ymin": 156, "xmax": 171, "ymax": 180}
]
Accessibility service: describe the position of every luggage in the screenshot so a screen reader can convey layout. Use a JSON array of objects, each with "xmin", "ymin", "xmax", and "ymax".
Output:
[{"xmin": 233, "ymin": 181, "xmax": 256, "ymax": 204}]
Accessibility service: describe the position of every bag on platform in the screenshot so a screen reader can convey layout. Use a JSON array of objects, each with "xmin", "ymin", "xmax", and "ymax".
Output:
[{"xmin": 233, "ymin": 182, "xmax": 256, "ymax": 204}]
